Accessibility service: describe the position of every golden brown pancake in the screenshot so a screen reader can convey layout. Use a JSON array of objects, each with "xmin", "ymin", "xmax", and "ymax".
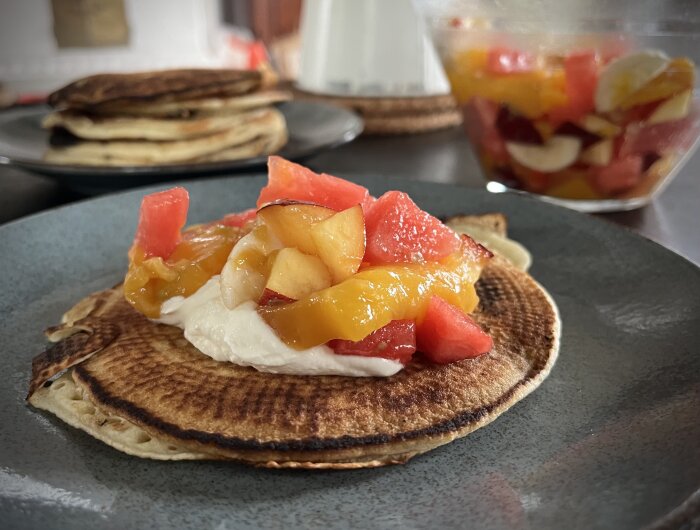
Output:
[
  {"xmin": 42, "ymin": 107, "xmax": 285, "ymax": 141},
  {"xmin": 48, "ymin": 69, "xmax": 261, "ymax": 110},
  {"xmin": 43, "ymin": 70, "xmax": 289, "ymax": 166},
  {"xmin": 91, "ymin": 90, "xmax": 292, "ymax": 118},
  {"xmin": 27, "ymin": 258, "xmax": 560, "ymax": 468},
  {"xmin": 43, "ymin": 107, "xmax": 286, "ymax": 166}
]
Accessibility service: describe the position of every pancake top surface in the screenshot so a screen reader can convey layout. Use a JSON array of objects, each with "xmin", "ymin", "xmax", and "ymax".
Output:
[{"xmin": 48, "ymin": 69, "xmax": 262, "ymax": 109}]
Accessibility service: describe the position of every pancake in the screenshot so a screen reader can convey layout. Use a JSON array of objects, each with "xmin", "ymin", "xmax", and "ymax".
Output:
[
  {"xmin": 42, "ymin": 107, "xmax": 284, "ymax": 141},
  {"xmin": 48, "ymin": 69, "xmax": 261, "ymax": 110},
  {"xmin": 43, "ymin": 107, "xmax": 286, "ymax": 166},
  {"xmin": 446, "ymin": 214, "xmax": 532, "ymax": 271},
  {"xmin": 27, "ymin": 258, "xmax": 560, "ymax": 468},
  {"xmin": 194, "ymin": 127, "xmax": 288, "ymax": 163},
  {"xmin": 91, "ymin": 90, "xmax": 292, "ymax": 118}
]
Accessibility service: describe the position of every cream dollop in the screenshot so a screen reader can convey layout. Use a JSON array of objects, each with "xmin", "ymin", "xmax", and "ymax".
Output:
[{"xmin": 157, "ymin": 276, "xmax": 403, "ymax": 377}]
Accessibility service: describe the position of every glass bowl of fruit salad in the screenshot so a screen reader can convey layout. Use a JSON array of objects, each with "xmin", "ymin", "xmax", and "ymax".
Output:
[{"xmin": 424, "ymin": 2, "xmax": 700, "ymax": 211}]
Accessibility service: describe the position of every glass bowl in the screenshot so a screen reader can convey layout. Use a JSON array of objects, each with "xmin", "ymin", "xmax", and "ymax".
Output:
[{"xmin": 423, "ymin": 1, "xmax": 700, "ymax": 212}]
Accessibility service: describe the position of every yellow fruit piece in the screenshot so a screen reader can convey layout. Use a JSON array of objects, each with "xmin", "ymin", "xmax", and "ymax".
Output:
[
  {"xmin": 546, "ymin": 173, "xmax": 602, "ymax": 200},
  {"xmin": 620, "ymin": 57, "xmax": 695, "ymax": 110},
  {"xmin": 578, "ymin": 114, "xmax": 622, "ymax": 138},
  {"xmin": 259, "ymin": 250, "xmax": 482, "ymax": 349},
  {"xmin": 125, "ymin": 224, "xmax": 244, "ymax": 318},
  {"xmin": 647, "ymin": 89, "xmax": 693, "ymax": 124},
  {"xmin": 265, "ymin": 247, "xmax": 332, "ymax": 301},
  {"xmin": 579, "ymin": 139, "xmax": 613, "ymax": 166},
  {"xmin": 257, "ymin": 202, "xmax": 335, "ymax": 255},
  {"xmin": 445, "ymin": 49, "xmax": 568, "ymax": 118},
  {"xmin": 534, "ymin": 121, "xmax": 555, "ymax": 140},
  {"xmin": 309, "ymin": 205, "xmax": 365, "ymax": 283}
]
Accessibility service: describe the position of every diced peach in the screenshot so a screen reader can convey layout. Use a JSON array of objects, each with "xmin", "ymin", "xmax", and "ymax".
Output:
[
  {"xmin": 310, "ymin": 205, "xmax": 366, "ymax": 283},
  {"xmin": 257, "ymin": 201, "xmax": 335, "ymax": 255},
  {"xmin": 264, "ymin": 247, "xmax": 332, "ymax": 301}
]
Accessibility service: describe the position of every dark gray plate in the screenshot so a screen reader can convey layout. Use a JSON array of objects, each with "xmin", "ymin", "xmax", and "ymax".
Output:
[
  {"xmin": 1, "ymin": 175, "xmax": 698, "ymax": 530},
  {"xmin": 0, "ymin": 102, "xmax": 363, "ymax": 194}
]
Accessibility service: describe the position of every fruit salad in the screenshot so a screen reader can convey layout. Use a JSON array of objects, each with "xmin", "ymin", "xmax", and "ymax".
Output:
[
  {"xmin": 441, "ymin": 41, "xmax": 699, "ymax": 206},
  {"xmin": 123, "ymin": 157, "xmax": 494, "ymax": 374}
]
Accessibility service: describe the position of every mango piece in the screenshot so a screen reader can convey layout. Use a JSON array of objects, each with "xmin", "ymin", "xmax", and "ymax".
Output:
[{"xmin": 259, "ymin": 249, "xmax": 483, "ymax": 349}]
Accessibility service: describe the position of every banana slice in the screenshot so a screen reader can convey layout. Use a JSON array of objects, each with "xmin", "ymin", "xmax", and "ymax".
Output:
[
  {"xmin": 505, "ymin": 136, "xmax": 581, "ymax": 173},
  {"xmin": 595, "ymin": 50, "xmax": 670, "ymax": 113},
  {"xmin": 647, "ymin": 89, "xmax": 693, "ymax": 124}
]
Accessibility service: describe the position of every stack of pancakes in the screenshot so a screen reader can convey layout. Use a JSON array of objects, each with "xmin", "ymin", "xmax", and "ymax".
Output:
[{"xmin": 43, "ymin": 69, "xmax": 290, "ymax": 166}]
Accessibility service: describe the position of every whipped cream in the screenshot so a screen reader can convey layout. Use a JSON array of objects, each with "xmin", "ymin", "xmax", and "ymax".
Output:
[{"xmin": 157, "ymin": 276, "xmax": 403, "ymax": 377}]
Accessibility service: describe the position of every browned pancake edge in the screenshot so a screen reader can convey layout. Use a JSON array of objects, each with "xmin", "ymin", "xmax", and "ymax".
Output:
[{"xmin": 48, "ymin": 69, "xmax": 262, "ymax": 110}]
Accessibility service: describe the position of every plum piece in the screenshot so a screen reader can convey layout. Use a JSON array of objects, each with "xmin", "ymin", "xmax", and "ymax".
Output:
[{"xmin": 496, "ymin": 106, "xmax": 543, "ymax": 144}]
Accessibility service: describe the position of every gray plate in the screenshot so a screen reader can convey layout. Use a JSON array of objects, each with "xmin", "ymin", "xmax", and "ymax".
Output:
[
  {"xmin": 1, "ymin": 175, "xmax": 699, "ymax": 530},
  {"xmin": 0, "ymin": 101, "xmax": 363, "ymax": 194}
]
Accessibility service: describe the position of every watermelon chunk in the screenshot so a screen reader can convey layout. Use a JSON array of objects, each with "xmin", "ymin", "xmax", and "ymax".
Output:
[
  {"xmin": 133, "ymin": 187, "xmax": 189, "ymax": 259},
  {"xmin": 416, "ymin": 296, "xmax": 493, "ymax": 363},
  {"xmin": 329, "ymin": 320, "xmax": 416, "ymax": 364},
  {"xmin": 257, "ymin": 156, "xmax": 374, "ymax": 212},
  {"xmin": 463, "ymin": 97, "xmax": 508, "ymax": 161},
  {"xmin": 548, "ymin": 51, "xmax": 598, "ymax": 125},
  {"xmin": 589, "ymin": 156, "xmax": 643, "ymax": 195},
  {"xmin": 219, "ymin": 208, "xmax": 257, "ymax": 227},
  {"xmin": 619, "ymin": 109, "xmax": 700, "ymax": 158},
  {"xmin": 364, "ymin": 191, "xmax": 462, "ymax": 264}
]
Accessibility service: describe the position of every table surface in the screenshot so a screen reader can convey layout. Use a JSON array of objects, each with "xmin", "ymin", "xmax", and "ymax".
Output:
[{"xmin": 1, "ymin": 125, "xmax": 699, "ymax": 266}]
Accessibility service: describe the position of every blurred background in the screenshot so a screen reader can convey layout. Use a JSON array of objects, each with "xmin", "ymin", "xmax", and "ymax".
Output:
[
  {"xmin": 1, "ymin": 0, "xmax": 700, "ymax": 224},
  {"xmin": 2, "ymin": 0, "xmax": 699, "ymax": 97},
  {"xmin": 0, "ymin": 0, "xmax": 305, "ymax": 98}
]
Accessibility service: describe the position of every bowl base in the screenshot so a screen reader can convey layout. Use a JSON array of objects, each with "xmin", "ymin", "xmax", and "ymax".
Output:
[{"xmin": 485, "ymin": 181, "xmax": 652, "ymax": 213}]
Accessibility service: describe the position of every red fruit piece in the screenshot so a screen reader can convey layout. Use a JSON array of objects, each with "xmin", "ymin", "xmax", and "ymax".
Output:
[
  {"xmin": 548, "ymin": 51, "xmax": 598, "ymax": 125},
  {"xmin": 486, "ymin": 47, "xmax": 535, "ymax": 74},
  {"xmin": 589, "ymin": 156, "xmax": 643, "ymax": 195},
  {"xmin": 257, "ymin": 156, "xmax": 374, "ymax": 212},
  {"xmin": 417, "ymin": 296, "xmax": 493, "ymax": 363},
  {"xmin": 496, "ymin": 106, "xmax": 543, "ymax": 144},
  {"xmin": 329, "ymin": 320, "xmax": 417, "ymax": 364},
  {"xmin": 219, "ymin": 208, "xmax": 257, "ymax": 227},
  {"xmin": 463, "ymin": 97, "xmax": 508, "ymax": 161},
  {"xmin": 364, "ymin": 191, "xmax": 462, "ymax": 264},
  {"xmin": 133, "ymin": 187, "xmax": 189, "ymax": 259},
  {"xmin": 619, "ymin": 107, "xmax": 700, "ymax": 158}
]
